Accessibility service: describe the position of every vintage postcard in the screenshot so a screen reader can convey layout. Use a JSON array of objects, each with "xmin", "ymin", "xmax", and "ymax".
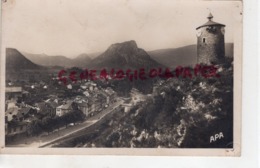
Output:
[{"xmin": 0, "ymin": 0, "xmax": 242, "ymax": 156}]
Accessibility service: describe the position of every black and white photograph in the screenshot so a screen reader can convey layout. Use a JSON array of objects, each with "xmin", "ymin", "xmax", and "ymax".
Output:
[{"xmin": 1, "ymin": 0, "xmax": 242, "ymax": 155}]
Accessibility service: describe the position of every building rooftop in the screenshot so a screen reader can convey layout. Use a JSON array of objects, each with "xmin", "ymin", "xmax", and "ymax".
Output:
[
  {"xmin": 105, "ymin": 87, "xmax": 115, "ymax": 96},
  {"xmin": 5, "ymin": 107, "xmax": 19, "ymax": 121},
  {"xmin": 19, "ymin": 107, "xmax": 32, "ymax": 115},
  {"xmin": 196, "ymin": 13, "xmax": 225, "ymax": 30},
  {"xmin": 57, "ymin": 101, "xmax": 73, "ymax": 110},
  {"xmin": 5, "ymin": 87, "xmax": 22, "ymax": 93},
  {"xmin": 36, "ymin": 102, "xmax": 56, "ymax": 114},
  {"xmin": 76, "ymin": 101, "xmax": 89, "ymax": 107},
  {"xmin": 47, "ymin": 101, "xmax": 59, "ymax": 109},
  {"xmin": 16, "ymin": 107, "xmax": 32, "ymax": 119}
]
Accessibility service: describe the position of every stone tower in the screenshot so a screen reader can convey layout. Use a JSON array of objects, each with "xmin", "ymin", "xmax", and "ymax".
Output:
[{"xmin": 196, "ymin": 13, "xmax": 225, "ymax": 64}]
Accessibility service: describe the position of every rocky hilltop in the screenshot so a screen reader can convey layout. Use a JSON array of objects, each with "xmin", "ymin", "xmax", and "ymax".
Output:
[{"xmin": 90, "ymin": 40, "xmax": 162, "ymax": 69}]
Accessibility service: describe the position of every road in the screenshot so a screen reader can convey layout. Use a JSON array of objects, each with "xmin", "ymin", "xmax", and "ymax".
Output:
[{"xmin": 6, "ymin": 99, "xmax": 124, "ymax": 148}]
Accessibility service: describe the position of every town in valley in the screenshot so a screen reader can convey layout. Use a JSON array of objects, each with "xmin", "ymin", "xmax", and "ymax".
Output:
[{"xmin": 5, "ymin": 13, "xmax": 234, "ymax": 148}]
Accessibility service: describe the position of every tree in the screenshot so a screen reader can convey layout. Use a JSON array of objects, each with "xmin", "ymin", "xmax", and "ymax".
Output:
[
  {"xmin": 41, "ymin": 117, "xmax": 54, "ymax": 134},
  {"xmin": 27, "ymin": 120, "xmax": 42, "ymax": 136},
  {"xmin": 53, "ymin": 116, "xmax": 63, "ymax": 130}
]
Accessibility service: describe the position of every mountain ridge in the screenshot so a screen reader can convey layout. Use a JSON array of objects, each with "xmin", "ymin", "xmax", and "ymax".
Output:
[
  {"xmin": 90, "ymin": 40, "xmax": 162, "ymax": 69},
  {"xmin": 22, "ymin": 52, "xmax": 92, "ymax": 68},
  {"xmin": 10, "ymin": 42, "xmax": 234, "ymax": 69},
  {"xmin": 148, "ymin": 43, "xmax": 233, "ymax": 68},
  {"xmin": 6, "ymin": 48, "xmax": 43, "ymax": 70}
]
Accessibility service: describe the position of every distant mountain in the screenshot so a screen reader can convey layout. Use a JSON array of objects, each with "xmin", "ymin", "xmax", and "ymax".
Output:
[
  {"xmin": 22, "ymin": 52, "xmax": 92, "ymax": 68},
  {"xmin": 20, "ymin": 42, "xmax": 233, "ymax": 69},
  {"xmin": 6, "ymin": 48, "xmax": 43, "ymax": 70},
  {"xmin": 72, "ymin": 53, "xmax": 92, "ymax": 68},
  {"xmin": 88, "ymin": 52, "xmax": 102, "ymax": 59},
  {"xmin": 22, "ymin": 52, "xmax": 73, "ymax": 67},
  {"xmin": 225, "ymin": 43, "xmax": 234, "ymax": 58},
  {"xmin": 148, "ymin": 43, "xmax": 234, "ymax": 68},
  {"xmin": 90, "ymin": 40, "xmax": 162, "ymax": 69},
  {"xmin": 148, "ymin": 45, "xmax": 197, "ymax": 68}
]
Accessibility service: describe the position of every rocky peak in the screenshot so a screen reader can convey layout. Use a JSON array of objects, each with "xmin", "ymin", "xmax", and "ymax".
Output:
[
  {"xmin": 91, "ymin": 40, "xmax": 162, "ymax": 69},
  {"xmin": 106, "ymin": 40, "xmax": 138, "ymax": 54}
]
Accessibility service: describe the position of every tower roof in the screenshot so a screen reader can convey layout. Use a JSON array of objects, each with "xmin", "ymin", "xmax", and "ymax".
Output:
[
  {"xmin": 207, "ymin": 13, "xmax": 213, "ymax": 20},
  {"xmin": 196, "ymin": 13, "xmax": 225, "ymax": 30}
]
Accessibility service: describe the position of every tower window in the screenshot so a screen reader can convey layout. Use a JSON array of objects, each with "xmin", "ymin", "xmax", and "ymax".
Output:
[{"xmin": 203, "ymin": 38, "xmax": 206, "ymax": 43}]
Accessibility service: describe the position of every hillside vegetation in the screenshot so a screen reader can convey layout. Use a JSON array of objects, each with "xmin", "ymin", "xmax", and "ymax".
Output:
[{"xmin": 57, "ymin": 58, "xmax": 233, "ymax": 148}]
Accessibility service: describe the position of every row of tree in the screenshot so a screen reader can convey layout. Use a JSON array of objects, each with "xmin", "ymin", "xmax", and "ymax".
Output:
[{"xmin": 27, "ymin": 110, "xmax": 85, "ymax": 136}]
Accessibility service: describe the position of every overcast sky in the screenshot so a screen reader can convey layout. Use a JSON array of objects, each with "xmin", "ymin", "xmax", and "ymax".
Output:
[{"xmin": 2, "ymin": 0, "xmax": 242, "ymax": 58}]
